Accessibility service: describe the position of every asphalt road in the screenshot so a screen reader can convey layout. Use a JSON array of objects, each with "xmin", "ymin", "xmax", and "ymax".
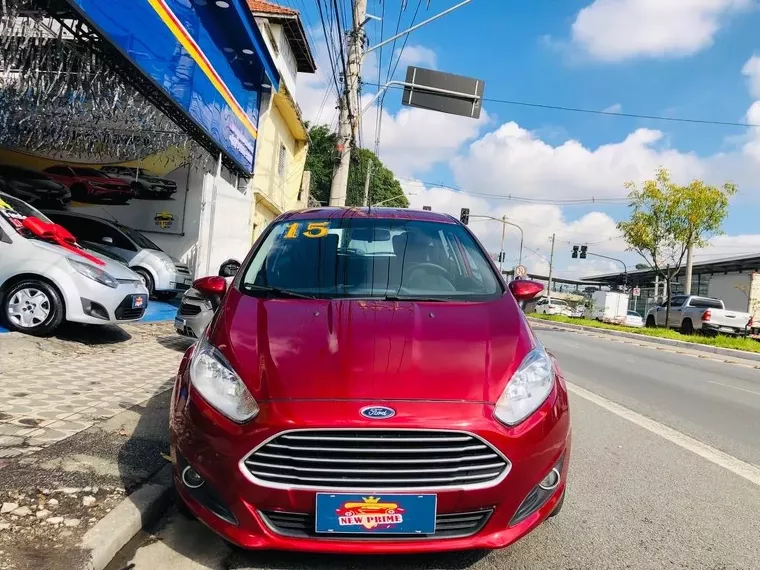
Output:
[{"xmin": 107, "ymin": 328, "xmax": 760, "ymax": 570}]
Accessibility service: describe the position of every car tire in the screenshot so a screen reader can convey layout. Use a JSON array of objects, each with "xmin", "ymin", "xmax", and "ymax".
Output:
[
  {"xmin": 2, "ymin": 279, "xmax": 65, "ymax": 337},
  {"xmin": 133, "ymin": 268, "xmax": 155, "ymax": 297},
  {"xmin": 549, "ymin": 490, "xmax": 564, "ymax": 518},
  {"xmin": 646, "ymin": 315, "xmax": 656, "ymax": 328},
  {"xmin": 681, "ymin": 319, "xmax": 694, "ymax": 335},
  {"xmin": 71, "ymin": 183, "xmax": 88, "ymax": 201},
  {"xmin": 155, "ymin": 291, "xmax": 177, "ymax": 301}
]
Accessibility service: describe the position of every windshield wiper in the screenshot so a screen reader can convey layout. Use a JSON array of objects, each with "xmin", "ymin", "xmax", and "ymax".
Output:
[
  {"xmin": 242, "ymin": 284, "xmax": 318, "ymax": 300},
  {"xmin": 382, "ymin": 293, "xmax": 449, "ymax": 302}
]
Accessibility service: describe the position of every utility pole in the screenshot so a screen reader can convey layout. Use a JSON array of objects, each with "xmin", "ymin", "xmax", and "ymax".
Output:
[
  {"xmin": 329, "ymin": 0, "xmax": 368, "ymax": 207},
  {"xmin": 684, "ymin": 241, "xmax": 694, "ymax": 295},
  {"xmin": 499, "ymin": 215, "xmax": 506, "ymax": 274},
  {"xmin": 362, "ymin": 159, "xmax": 373, "ymax": 206},
  {"xmin": 547, "ymin": 233, "xmax": 556, "ymax": 300}
]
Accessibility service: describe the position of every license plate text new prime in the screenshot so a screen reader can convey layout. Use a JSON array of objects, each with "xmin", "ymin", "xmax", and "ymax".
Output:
[{"xmin": 315, "ymin": 493, "xmax": 436, "ymax": 535}]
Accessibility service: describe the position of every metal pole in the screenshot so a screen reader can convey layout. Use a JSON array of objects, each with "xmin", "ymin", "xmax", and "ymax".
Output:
[
  {"xmin": 329, "ymin": 0, "xmax": 368, "ymax": 207},
  {"xmin": 499, "ymin": 215, "xmax": 506, "ymax": 274},
  {"xmin": 684, "ymin": 241, "xmax": 694, "ymax": 295},
  {"xmin": 364, "ymin": 0, "xmax": 474, "ymax": 56},
  {"xmin": 362, "ymin": 160, "xmax": 373, "ymax": 206},
  {"xmin": 547, "ymin": 233, "xmax": 556, "ymax": 300}
]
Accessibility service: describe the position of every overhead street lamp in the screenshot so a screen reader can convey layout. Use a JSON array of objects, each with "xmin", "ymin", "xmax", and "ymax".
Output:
[{"xmin": 469, "ymin": 214, "xmax": 524, "ymax": 272}]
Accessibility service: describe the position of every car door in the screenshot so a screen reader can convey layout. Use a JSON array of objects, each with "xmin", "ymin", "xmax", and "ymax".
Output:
[{"xmin": 668, "ymin": 295, "xmax": 687, "ymax": 328}]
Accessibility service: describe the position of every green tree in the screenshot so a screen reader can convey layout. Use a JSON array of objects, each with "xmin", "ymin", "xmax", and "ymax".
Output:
[
  {"xmin": 304, "ymin": 124, "xmax": 409, "ymax": 208},
  {"xmin": 617, "ymin": 167, "xmax": 737, "ymax": 327}
]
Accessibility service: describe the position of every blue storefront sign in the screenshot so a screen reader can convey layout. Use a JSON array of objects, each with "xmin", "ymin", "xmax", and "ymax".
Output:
[{"xmin": 64, "ymin": 0, "xmax": 279, "ymax": 174}]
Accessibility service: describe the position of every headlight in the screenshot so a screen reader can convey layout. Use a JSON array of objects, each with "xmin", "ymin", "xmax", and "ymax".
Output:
[
  {"xmin": 161, "ymin": 258, "xmax": 176, "ymax": 272},
  {"xmin": 67, "ymin": 258, "xmax": 118, "ymax": 288},
  {"xmin": 189, "ymin": 338, "xmax": 259, "ymax": 423},
  {"xmin": 494, "ymin": 347, "xmax": 555, "ymax": 426}
]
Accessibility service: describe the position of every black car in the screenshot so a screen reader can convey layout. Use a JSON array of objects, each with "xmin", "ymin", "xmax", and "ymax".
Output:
[
  {"xmin": 0, "ymin": 164, "xmax": 71, "ymax": 209},
  {"xmin": 100, "ymin": 166, "xmax": 178, "ymax": 199}
]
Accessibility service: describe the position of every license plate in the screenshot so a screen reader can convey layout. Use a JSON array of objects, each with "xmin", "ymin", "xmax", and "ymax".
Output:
[
  {"xmin": 174, "ymin": 316, "xmax": 185, "ymax": 329},
  {"xmin": 183, "ymin": 277, "xmax": 193, "ymax": 285},
  {"xmin": 131, "ymin": 295, "xmax": 146, "ymax": 309},
  {"xmin": 315, "ymin": 493, "xmax": 436, "ymax": 535}
]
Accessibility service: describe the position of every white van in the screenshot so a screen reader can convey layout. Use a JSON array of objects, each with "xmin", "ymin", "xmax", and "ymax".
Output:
[{"xmin": 0, "ymin": 192, "xmax": 149, "ymax": 336}]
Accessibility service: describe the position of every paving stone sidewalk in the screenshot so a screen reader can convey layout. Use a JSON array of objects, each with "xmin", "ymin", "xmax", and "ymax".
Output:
[{"xmin": 0, "ymin": 323, "xmax": 190, "ymax": 460}]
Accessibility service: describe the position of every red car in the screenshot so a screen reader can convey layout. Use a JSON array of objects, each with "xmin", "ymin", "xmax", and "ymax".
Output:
[
  {"xmin": 170, "ymin": 208, "xmax": 571, "ymax": 554},
  {"xmin": 43, "ymin": 165, "xmax": 135, "ymax": 204}
]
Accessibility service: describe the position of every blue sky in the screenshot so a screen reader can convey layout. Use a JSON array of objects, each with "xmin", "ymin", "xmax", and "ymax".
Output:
[{"xmin": 286, "ymin": 0, "xmax": 760, "ymax": 276}]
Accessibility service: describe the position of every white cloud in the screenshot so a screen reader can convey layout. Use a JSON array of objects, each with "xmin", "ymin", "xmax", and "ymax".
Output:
[
  {"xmin": 602, "ymin": 103, "xmax": 622, "ymax": 113},
  {"xmin": 742, "ymin": 54, "xmax": 760, "ymax": 98},
  {"xmin": 571, "ymin": 0, "xmax": 752, "ymax": 62},
  {"xmin": 393, "ymin": 45, "xmax": 438, "ymax": 70}
]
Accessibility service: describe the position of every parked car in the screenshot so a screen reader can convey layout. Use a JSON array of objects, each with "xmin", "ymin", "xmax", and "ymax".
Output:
[
  {"xmin": 42, "ymin": 209, "xmax": 193, "ymax": 300},
  {"xmin": 170, "ymin": 208, "xmax": 570, "ymax": 554},
  {"xmin": 0, "ymin": 191, "xmax": 149, "ymax": 336},
  {"xmin": 100, "ymin": 166, "xmax": 178, "ymax": 200},
  {"xmin": 175, "ymin": 259, "xmax": 240, "ymax": 339},
  {"xmin": 0, "ymin": 164, "xmax": 71, "ymax": 209},
  {"xmin": 624, "ymin": 310, "xmax": 644, "ymax": 328},
  {"xmin": 569, "ymin": 306, "xmax": 585, "ymax": 318},
  {"xmin": 646, "ymin": 295, "xmax": 752, "ymax": 336},
  {"xmin": 43, "ymin": 165, "xmax": 134, "ymax": 204},
  {"xmin": 535, "ymin": 297, "xmax": 573, "ymax": 316}
]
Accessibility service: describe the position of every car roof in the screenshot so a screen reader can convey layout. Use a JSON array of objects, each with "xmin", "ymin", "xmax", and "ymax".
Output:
[
  {"xmin": 278, "ymin": 207, "xmax": 459, "ymax": 224},
  {"xmin": 42, "ymin": 209, "xmax": 116, "ymax": 225}
]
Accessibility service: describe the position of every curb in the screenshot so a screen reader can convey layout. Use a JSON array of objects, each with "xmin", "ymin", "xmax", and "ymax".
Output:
[
  {"xmin": 79, "ymin": 465, "xmax": 174, "ymax": 570},
  {"xmin": 528, "ymin": 317, "xmax": 760, "ymax": 363}
]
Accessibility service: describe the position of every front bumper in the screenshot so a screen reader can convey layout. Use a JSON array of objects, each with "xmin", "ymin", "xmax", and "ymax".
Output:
[
  {"xmin": 174, "ymin": 295, "xmax": 213, "ymax": 339},
  {"xmin": 170, "ymin": 360, "xmax": 571, "ymax": 553},
  {"xmin": 64, "ymin": 274, "xmax": 149, "ymax": 325}
]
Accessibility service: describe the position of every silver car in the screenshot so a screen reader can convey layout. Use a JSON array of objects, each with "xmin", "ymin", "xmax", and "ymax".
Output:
[
  {"xmin": 0, "ymin": 192, "xmax": 149, "ymax": 336},
  {"xmin": 43, "ymin": 210, "xmax": 193, "ymax": 300},
  {"xmin": 175, "ymin": 259, "xmax": 239, "ymax": 339}
]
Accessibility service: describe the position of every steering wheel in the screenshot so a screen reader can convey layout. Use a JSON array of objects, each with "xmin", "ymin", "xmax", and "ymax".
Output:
[{"xmin": 405, "ymin": 262, "xmax": 455, "ymax": 288}]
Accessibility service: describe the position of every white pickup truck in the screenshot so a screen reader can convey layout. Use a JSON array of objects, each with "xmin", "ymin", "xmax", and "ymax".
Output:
[{"xmin": 645, "ymin": 294, "xmax": 753, "ymax": 336}]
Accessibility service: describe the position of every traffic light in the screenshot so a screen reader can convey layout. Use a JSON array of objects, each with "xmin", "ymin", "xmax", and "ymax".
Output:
[
  {"xmin": 460, "ymin": 208, "xmax": 470, "ymax": 225},
  {"xmin": 422, "ymin": 205, "xmax": 432, "ymax": 211},
  {"xmin": 572, "ymin": 245, "xmax": 579, "ymax": 259},
  {"xmin": 580, "ymin": 245, "xmax": 588, "ymax": 259}
]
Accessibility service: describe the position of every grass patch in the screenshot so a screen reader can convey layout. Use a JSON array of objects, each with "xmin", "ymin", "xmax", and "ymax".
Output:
[{"xmin": 530, "ymin": 313, "xmax": 760, "ymax": 354}]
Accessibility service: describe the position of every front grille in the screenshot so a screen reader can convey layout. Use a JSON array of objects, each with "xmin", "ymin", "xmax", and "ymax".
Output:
[
  {"xmin": 176, "ymin": 264, "xmax": 191, "ymax": 275},
  {"xmin": 179, "ymin": 303, "xmax": 202, "ymax": 316},
  {"xmin": 114, "ymin": 296, "xmax": 146, "ymax": 321},
  {"xmin": 243, "ymin": 430, "xmax": 510, "ymax": 490},
  {"xmin": 259, "ymin": 509, "xmax": 492, "ymax": 540}
]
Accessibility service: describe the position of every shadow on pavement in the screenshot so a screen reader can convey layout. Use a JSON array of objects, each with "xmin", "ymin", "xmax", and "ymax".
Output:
[
  {"xmin": 155, "ymin": 335, "xmax": 194, "ymax": 353},
  {"xmin": 54, "ymin": 321, "xmax": 132, "ymax": 344}
]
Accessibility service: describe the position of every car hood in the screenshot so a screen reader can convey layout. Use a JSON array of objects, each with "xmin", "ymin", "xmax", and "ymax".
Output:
[
  {"xmin": 27, "ymin": 239, "xmax": 141, "ymax": 280},
  {"xmin": 81, "ymin": 176, "xmax": 128, "ymax": 185},
  {"xmin": 209, "ymin": 288, "xmax": 537, "ymax": 403},
  {"xmin": 17, "ymin": 179, "xmax": 68, "ymax": 193}
]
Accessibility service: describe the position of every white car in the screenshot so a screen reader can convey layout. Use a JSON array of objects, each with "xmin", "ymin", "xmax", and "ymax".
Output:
[
  {"xmin": 0, "ymin": 192, "xmax": 149, "ymax": 336},
  {"xmin": 534, "ymin": 298, "xmax": 573, "ymax": 316},
  {"xmin": 624, "ymin": 310, "xmax": 644, "ymax": 328}
]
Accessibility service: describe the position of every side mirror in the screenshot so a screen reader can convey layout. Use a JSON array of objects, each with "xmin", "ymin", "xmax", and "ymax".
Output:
[
  {"xmin": 101, "ymin": 236, "xmax": 114, "ymax": 245},
  {"xmin": 509, "ymin": 279, "xmax": 544, "ymax": 302},
  {"xmin": 194, "ymin": 275, "xmax": 228, "ymax": 297},
  {"xmin": 218, "ymin": 259, "xmax": 241, "ymax": 278}
]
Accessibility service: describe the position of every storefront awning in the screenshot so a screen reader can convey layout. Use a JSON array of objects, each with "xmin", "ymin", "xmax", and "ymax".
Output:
[{"xmin": 57, "ymin": 0, "xmax": 281, "ymax": 175}]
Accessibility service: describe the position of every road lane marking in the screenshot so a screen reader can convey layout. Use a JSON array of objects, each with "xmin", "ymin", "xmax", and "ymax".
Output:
[
  {"xmin": 707, "ymin": 380, "xmax": 760, "ymax": 397},
  {"xmin": 566, "ymin": 381, "xmax": 760, "ymax": 487}
]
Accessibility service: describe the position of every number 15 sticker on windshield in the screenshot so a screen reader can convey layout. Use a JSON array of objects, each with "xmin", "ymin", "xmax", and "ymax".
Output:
[{"xmin": 283, "ymin": 221, "xmax": 330, "ymax": 239}]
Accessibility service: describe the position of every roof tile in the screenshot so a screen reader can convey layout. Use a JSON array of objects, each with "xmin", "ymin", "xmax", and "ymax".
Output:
[{"xmin": 247, "ymin": 0, "xmax": 298, "ymax": 16}]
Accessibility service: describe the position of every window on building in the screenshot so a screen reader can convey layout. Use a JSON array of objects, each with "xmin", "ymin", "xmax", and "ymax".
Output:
[{"xmin": 277, "ymin": 144, "xmax": 287, "ymax": 177}]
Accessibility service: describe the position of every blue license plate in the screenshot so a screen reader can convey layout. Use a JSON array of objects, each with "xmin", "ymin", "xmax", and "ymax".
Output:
[
  {"xmin": 315, "ymin": 493, "xmax": 436, "ymax": 535},
  {"xmin": 174, "ymin": 316, "xmax": 185, "ymax": 330},
  {"xmin": 131, "ymin": 295, "xmax": 146, "ymax": 309}
]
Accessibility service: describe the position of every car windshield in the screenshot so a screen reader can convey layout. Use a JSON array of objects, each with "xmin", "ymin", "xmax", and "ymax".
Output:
[
  {"xmin": 71, "ymin": 167, "xmax": 111, "ymax": 178},
  {"xmin": 137, "ymin": 168, "xmax": 160, "ymax": 177},
  {"xmin": 240, "ymin": 217, "xmax": 503, "ymax": 301},
  {"xmin": 115, "ymin": 223, "xmax": 161, "ymax": 250},
  {"xmin": 0, "ymin": 192, "xmax": 53, "ymax": 223}
]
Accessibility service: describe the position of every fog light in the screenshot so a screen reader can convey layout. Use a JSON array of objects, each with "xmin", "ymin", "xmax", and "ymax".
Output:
[
  {"xmin": 538, "ymin": 467, "xmax": 560, "ymax": 491},
  {"xmin": 182, "ymin": 466, "xmax": 205, "ymax": 489}
]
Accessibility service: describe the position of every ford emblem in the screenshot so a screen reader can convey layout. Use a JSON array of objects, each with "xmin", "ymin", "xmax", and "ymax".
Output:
[{"xmin": 360, "ymin": 406, "xmax": 396, "ymax": 419}]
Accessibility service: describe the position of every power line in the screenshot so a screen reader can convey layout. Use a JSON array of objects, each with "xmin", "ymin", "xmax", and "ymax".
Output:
[{"xmin": 363, "ymin": 82, "xmax": 760, "ymax": 128}]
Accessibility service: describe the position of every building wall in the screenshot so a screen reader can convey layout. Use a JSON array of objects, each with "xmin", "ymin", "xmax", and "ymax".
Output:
[
  {"xmin": 250, "ymin": 90, "xmax": 309, "ymax": 241},
  {"xmin": 254, "ymin": 20, "xmax": 298, "ymax": 97}
]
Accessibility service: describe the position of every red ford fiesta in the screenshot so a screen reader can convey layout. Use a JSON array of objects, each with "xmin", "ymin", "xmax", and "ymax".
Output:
[{"xmin": 170, "ymin": 207, "xmax": 571, "ymax": 554}]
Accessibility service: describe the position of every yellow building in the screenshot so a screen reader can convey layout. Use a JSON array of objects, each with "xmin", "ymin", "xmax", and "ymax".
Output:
[{"xmin": 248, "ymin": 0, "xmax": 317, "ymax": 241}]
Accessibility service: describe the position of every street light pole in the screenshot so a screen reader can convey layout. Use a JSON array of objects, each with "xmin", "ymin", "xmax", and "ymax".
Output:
[
  {"xmin": 585, "ymin": 252, "xmax": 629, "ymax": 290},
  {"xmin": 470, "ymin": 214, "xmax": 524, "ymax": 270}
]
